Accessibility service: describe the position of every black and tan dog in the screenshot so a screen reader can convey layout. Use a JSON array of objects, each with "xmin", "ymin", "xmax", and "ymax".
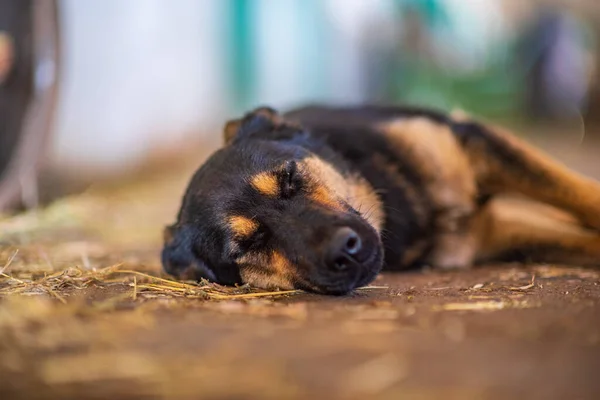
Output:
[{"xmin": 161, "ymin": 105, "xmax": 600, "ymax": 295}]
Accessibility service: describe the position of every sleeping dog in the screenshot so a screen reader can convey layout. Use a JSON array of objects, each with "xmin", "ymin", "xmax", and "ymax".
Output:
[{"xmin": 161, "ymin": 105, "xmax": 600, "ymax": 295}]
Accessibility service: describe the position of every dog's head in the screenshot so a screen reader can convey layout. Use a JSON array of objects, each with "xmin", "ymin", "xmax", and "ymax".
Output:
[{"xmin": 161, "ymin": 107, "xmax": 384, "ymax": 295}]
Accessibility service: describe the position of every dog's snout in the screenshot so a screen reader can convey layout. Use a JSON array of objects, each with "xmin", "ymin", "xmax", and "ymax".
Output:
[
  {"xmin": 162, "ymin": 243, "xmax": 217, "ymax": 281},
  {"xmin": 326, "ymin": 227, "xmax": 362, "ymax": 271},
  {"xmin": 161, "ymin": 226, "xmax": 217, "ymax": 281},
  {"xmin": 161, "ymin": 242, "xmax": 194, "ymax": 276}
]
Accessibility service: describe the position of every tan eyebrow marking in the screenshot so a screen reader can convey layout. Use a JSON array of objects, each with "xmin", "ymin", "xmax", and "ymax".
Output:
[
  {"xmin": 228, "ymin": 216, "xmax": 259, "ymax": 238},
  {"xmin": 250, "ymin": 172, "xmax": 279, "ymax": 197}
]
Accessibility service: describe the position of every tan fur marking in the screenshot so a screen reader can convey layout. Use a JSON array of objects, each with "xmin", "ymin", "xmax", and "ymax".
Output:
[
  {"xmin": 236, "ymin": 250, "xmax": 295, "ymax": 290},
  {"xmin": 228, "ymin": 216, "xmax": 259, "ymax": 238},
  {"xmin": 460, "ymin": 117, "xmax": 600, "ymax": 230},
  {"xmin": 251, "ymin": 172, "xmax": 279, "ymax": 197},
  {"xmin": 345, "ymin": 175, "xmax": 385, "ymax": 233},
  {"xmin": 223, "ymin": 119, "xmax": 242, "ymax": 145},
  {"xmin": 309, "ymin": 185, "xmax": 343, "ymax": 210},
  {"xmin": 380, "ymin": 118, "xmax": 478, "ymax": 269},
  {"xmin": 301, "ymin": 156, "xmax": 349, "ymax": 200},
  {"xmin": 0, "ymin": 33, "xmax": 14, "ymax": 84},
  {"xmin": 270, "ymin": 250, "xmax": 294, "ymax": 274},
  {"xmin": 239, "ymin": 268, "xmax": 295, "ymax": 290},
  {"xmin": 301, "ymin": 156, "xmax": 384, "ymax": 232},
  {"xmin": 474, "ymin": 196, "xmax": 600, "ymax": 266},
  {"xmin": 380, "ymin": 118, "xmax": 476, "ymax": 210}
]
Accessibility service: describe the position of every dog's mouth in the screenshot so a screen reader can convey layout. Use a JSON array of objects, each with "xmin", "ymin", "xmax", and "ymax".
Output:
[
  {"xmin": 355, "ymin": 246, "xmax": 384, "ymax": 287},
  {"xmin": 167, "ymin": 246, "xmax": 383, "ymax": 296}
]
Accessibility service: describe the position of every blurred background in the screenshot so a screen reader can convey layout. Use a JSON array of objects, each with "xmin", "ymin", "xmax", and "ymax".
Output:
[{"xmin": 1, "ymin": 0, "xmax": 600, "ymax": 211}]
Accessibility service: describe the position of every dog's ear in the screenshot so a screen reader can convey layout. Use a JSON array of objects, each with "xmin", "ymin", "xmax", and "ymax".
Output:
[{"xmin": 223, "ymin": 106, "xmax": 283, "ymax": 145}]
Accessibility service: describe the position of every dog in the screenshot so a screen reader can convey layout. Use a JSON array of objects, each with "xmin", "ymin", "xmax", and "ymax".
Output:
[{"xmin": 161, "ymin": 105, "xmax": 600, "ymax": 295}]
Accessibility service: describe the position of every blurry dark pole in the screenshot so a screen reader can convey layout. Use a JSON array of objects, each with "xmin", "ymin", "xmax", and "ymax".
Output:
[
  {"xmin": 0, "ymin": 0, "xmax": 60, "ymax": 213},
  {"xmin": 519, "ymin": 10, "xmax": 566, "ymax": 120},
  {"xmin": 518, "ymin": 8, "xmax": 597, "ymax": 124}
]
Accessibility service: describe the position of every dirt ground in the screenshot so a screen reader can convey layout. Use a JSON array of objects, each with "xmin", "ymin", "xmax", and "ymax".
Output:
[{"xmin": 0, "ymin": 128, "xmax": 599, "ymax": 400}]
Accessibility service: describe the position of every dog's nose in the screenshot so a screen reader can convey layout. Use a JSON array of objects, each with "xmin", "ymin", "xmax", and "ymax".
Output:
[{"xmin": 326, "ymin": 227, "xmax": 362, "ymax": 271}]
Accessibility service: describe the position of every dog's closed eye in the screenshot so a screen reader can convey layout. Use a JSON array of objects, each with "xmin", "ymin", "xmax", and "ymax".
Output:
[
  {"xmin": 238, "ymin": 225, "xmax": 271, "ymax": 251},
  {"xmin": 228, "ymin": 216, "xmax": 271, "ymax": 251},
  {"xmin": 280, "ymin": 160, "xmax": 301, "ymax": 198}
]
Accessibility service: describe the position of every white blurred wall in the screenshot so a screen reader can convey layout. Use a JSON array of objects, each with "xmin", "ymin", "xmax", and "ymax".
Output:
[{"xmin": 51, "ymin": 0, "xmax": 226, "ymax": 173}]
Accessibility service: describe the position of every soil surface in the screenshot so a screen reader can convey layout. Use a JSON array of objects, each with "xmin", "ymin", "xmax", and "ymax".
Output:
[{"xmin": 0, "ymin": 130, "xmax": 599, "ymax": 400}]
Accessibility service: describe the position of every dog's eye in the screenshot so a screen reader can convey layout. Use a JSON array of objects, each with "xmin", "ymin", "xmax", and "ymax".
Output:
[
  {"xmin": 239, "ymin": 226, "xmax": 270, "ymax": 251},
  {"xmin": 280, "ymin": 160, "xmax": 300, "ymax": 198}
]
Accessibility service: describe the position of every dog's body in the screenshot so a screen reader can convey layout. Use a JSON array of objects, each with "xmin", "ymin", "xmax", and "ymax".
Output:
[{"xmin": 162, "ymin": 105, "xmax": 600, "ymax": 295}]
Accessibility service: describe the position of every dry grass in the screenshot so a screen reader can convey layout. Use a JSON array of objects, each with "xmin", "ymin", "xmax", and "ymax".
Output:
[
  {"xmin": 0, "ymin": 262, "xmax": 305, "ymax": 304},
  {"xmin": 0, "ymin": 256, "xmax": 388, "ymax": 309}
]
